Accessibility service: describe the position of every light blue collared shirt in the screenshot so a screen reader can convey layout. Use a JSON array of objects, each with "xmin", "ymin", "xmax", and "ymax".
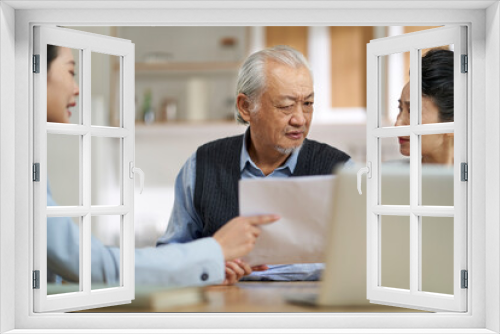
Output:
[{"xmin": 157, "ymin": 130, "xmax": 333, "ymax": 281}]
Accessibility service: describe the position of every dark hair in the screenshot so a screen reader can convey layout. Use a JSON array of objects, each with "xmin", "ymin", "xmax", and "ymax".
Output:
[
  {"xmin": 421, "ymin": 48, "xmax": 454, "ymax": 122},
  {"xmin": 47, "ymin": 45, "xmax": 59, "ymax": 70}
]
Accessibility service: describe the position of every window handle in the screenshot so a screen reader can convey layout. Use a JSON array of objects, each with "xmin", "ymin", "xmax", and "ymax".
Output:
[
  {"xmin": 357, "ymin": 162, "xmax": 372, "ymax": 195},
  {"xmin": 129, "ymin": 161, "xmax": 145, "ymax": 194}
]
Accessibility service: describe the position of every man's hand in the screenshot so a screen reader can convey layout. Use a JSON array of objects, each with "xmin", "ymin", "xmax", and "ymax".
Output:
[
  {"xmin": 222, "ymin": 259, "xmax": 269, "ymax": 285},
  {"xmin": 213, "ymin": 214, "xmax": 279, "ymax": 262}
]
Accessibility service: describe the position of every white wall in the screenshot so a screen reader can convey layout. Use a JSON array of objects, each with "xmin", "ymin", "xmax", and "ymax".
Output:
[
  {"xmin": 486, "ymin": 2, "xmax": 500, "ymax": 332},
  {"xmin": 0, "ymin": 2, "xmax": 16, "ymax": 332},
  {"xmin": 134, "ymin": 71, "xmax": 238, "ymax": 122},
  {"xmin": 118, "ymin": 26, "xmax": 248, "ymax": 64},
  {"xmin": 124, "ymin": 26, "xmax": 247, "ymax": 122}
]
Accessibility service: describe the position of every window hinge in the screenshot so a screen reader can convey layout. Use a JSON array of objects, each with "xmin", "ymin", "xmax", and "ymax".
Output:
[
  {"xmin": 33, "ymin": 163, "xmax": 40, "ymax": 182},
  {"xmin": 461, "ymin": 54, "xmax": 468, "ymax": 73},
  {"xmin": 461, "ymin": 162, "xmax": 468, "ymax": 181},
  {"xmin": 33, "ymin": 270, "xmax": 40, "ymax": 289},
  {"xmin": 461, "ymin": 270, "xmax": 468, "ymax": 289},
  {"xmin": 33, "ymin": 54, "xmax": 40, "ymax": 73}
]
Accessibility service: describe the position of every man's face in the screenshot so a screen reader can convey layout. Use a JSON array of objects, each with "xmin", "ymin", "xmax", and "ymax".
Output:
[{"xmin": 247, "ymin": 60, "xmax": 314, "ymax": 156}]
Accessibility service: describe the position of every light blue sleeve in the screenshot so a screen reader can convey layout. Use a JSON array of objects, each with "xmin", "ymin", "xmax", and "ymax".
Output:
[
  {"xmin": 133, "ymin": 238, "xmax": 224, "ymax": 287},
  {"xmin": 47, "ymin": 216, "xmax": 224, "ymax": 287},
  {"xmin": 47, "ymin": 157, "xmax": 225, "ymax": 287},
  {"xmin": 46, "ymin": 193, "xmax": 119, "ymax": 284}
]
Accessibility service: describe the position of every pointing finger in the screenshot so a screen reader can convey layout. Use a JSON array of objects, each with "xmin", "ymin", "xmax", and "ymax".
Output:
[{"xmin": 249, "ymin": 214, "xmax": 280, "ymax": 226}]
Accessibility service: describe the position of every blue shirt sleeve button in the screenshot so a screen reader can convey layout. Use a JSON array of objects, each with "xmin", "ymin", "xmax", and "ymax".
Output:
[{"xmin": 201, "ymin": 273, "xmax": 209, "ymax": 281}]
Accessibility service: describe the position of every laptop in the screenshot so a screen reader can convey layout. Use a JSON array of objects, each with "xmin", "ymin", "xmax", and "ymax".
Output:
[{"xmin": 286, "ymin": 163, "xmax": 454, "ymax": 306}]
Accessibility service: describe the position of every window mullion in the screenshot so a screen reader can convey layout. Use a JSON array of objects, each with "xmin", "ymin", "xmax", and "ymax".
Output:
[
  {"xmin": 82, "ymin": 47, "xmax": 92, "ymax": 294},
  {"xmin": 452, "ymin": 27, "xmax": 468, "ymax": 306},
  {"xmin": 409, "ymin": 47, "xmax": 420, "ymax": 295},
  {"xmin": 46, "ymin": 205, "xmax": 129, "ymax": 216},
  {"xmin": 78, "ymin": 47, "xmax": 84, "ymax": 291},
  {"xmin": 122, "ymin": 51, "xmax": 135, "ymax": 290},
  {"xmin": 46, "ymin": 123, "xmax": 88, "ymax": 135},
  {"xmin": 413, "ymin": 123, "xmax": 454, "ymax": 135},
  {"xmin": 372, "ymin": 205, "xmax": 411, "ymax": 215}
]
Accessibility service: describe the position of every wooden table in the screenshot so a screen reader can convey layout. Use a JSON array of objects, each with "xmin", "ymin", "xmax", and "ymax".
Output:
[{"xmin": 82, "ymin": 282, "xmax": 425, "ymax": 313}]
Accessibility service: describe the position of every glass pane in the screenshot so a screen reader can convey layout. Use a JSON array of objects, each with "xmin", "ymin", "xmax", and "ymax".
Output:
[
  {"xmin": 91, "ymin": 137, "xmax": 121, "ymax": 206},
  {"xmin": 47, "ymin": 216, "xmax": 81, "ymax": 295},
  {"xmin": 419, "ymin": 45, "xmax": 454, "ymax": 125},
  {"xmin": 421, "ymin": 216, "xmax": 454, "ymax": 294},
  {"xmin": 421, "ymin": 155, "xmax": 454, "ymax": 206},
  {"xmin": 47, "ymin": 45, "xmax": 81, "ymax": 125},
  {"xmin": 47, "ymin": 134, "xmax": 80, "ymax": 206},
  {"xmin": 91, "ymin": 215, "xmax": 121, "ymax": 290},
  {"xmin": 380, "ymin": 215, "xmax": 410, "ymax": 290},
  {"xmin": 381, "ymin": 137, "xmax": 409, "ymax": 205},
  {"xmin": 379, "ymin": 51, "xmax": 410, "ymax": 128},
  {"xmin": 91, "ymin": 52, "xmax": 121, "ymax": 127}
]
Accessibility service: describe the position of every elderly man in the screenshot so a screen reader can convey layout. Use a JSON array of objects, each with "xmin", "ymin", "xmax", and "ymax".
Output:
[{"xmin": 157, "ymin": 45, "xmax": 351, "ymax": 283}]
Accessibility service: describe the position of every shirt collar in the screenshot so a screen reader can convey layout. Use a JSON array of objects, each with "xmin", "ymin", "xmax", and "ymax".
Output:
[{"xmin": 240, "ymin": 127, "xmax": 301, "ymax": 174}]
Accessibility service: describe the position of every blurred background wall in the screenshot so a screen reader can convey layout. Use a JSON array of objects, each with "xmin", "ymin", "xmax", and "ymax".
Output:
[{"xmin": 47, "ymin": 26, "xmax": 436, "ymax": 248}]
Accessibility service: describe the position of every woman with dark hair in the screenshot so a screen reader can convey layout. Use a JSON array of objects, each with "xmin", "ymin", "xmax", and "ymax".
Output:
[
  {"xmin": 46, "ymin": 45, "xmax": 79, "ymax": 123},
  {"xmin": 395, "ymin": 48, "xmax": 454, "ymax": 165},
  {"xmin": 46, "ymin": 45, "xmax": 276, "ymax": 287}
]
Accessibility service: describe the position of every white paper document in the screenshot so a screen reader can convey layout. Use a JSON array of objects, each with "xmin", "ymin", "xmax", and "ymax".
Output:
[{"xmin": 239, "ymin": 175, "xmax": 335, "ymax": 267}]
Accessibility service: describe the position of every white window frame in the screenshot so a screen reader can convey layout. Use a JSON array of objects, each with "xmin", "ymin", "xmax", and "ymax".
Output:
[
  {"xmin": 33, "ymin": 25, "xmax": 136, "ymax": 313},
  {"xmin": 366, "ymin": 26, "xmax": 468, "ymax": 312},
  {"xmin": 1, "ymin": 1, "xmax": 498, "ymax": 333}
]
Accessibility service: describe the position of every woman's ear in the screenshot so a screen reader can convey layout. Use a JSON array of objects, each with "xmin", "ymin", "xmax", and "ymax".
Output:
[{"xmin": 236, "ymin": 93, "xmax": 252, "ymax": 123}]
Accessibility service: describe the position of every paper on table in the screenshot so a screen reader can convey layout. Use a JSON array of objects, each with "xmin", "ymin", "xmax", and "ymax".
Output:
[{"xmin": 239, "ymin": 175, "xmax": 335, "ymax": 267}]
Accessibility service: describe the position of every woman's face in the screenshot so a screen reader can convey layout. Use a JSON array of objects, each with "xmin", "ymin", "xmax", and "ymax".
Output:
[
  {"xmin": 47, "ymin": 47, "xmax": 79, "ymax": 123},
  {"xmin": 395, "ymin": 82, "xmax": 452, "ymax": 162}
]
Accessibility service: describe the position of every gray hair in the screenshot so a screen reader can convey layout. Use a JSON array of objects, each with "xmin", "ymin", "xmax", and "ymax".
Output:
[{"xmin": 235, "ymin": 45, "xmax": 313, "ymax": 125}]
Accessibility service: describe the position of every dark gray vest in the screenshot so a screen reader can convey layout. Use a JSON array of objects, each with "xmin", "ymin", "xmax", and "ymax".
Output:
[{"xmin": 194, "ymin": 134, "xmax": 350, "ymax": 237}]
